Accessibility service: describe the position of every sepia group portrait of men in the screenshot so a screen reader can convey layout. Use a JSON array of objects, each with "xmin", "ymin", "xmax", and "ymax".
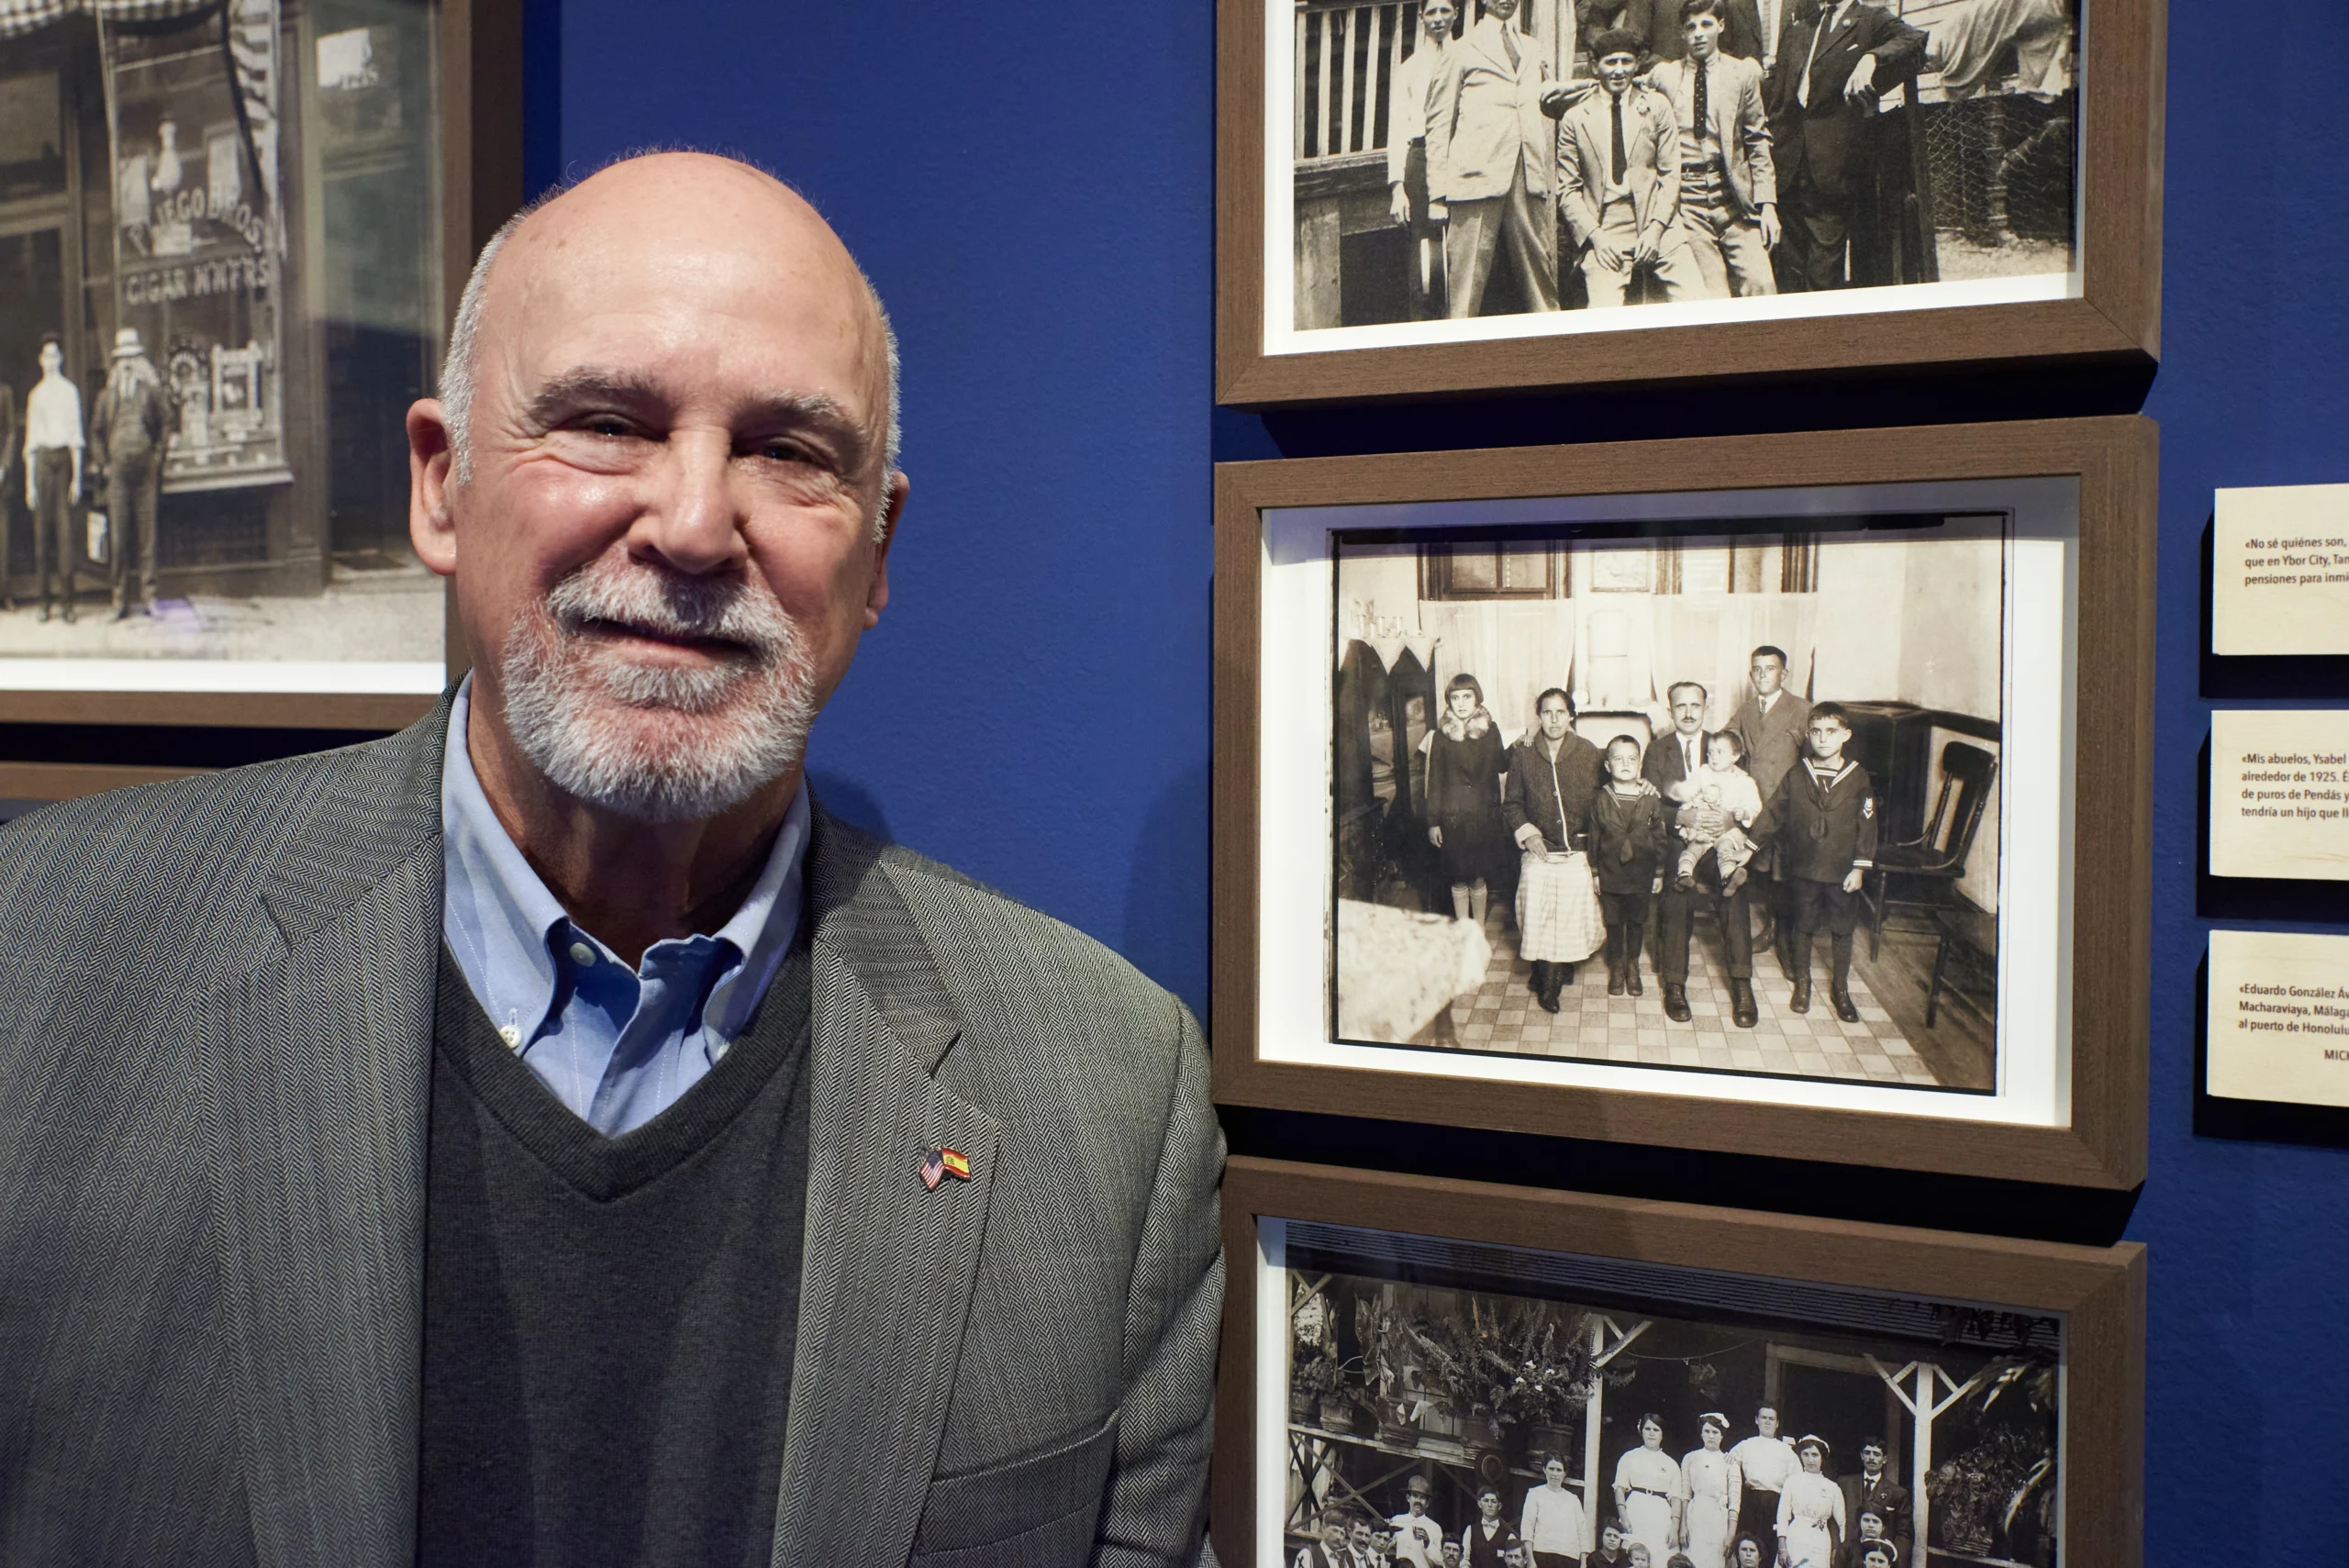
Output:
[{"xmin": 1368, "ymin": 0, "xmax": 2062, "ymax": 320}]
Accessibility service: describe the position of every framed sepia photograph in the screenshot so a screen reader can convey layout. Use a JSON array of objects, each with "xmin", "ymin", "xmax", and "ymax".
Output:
[
  {"xmin": 1213, "ymin": 0, "xmax": 2164, "ymax": 405},
  {"xmin": 1212, "ymin": 417, "xmax": 2154, "ymax": 1186},
  {"xmin": 0, "ymin": 0, "xmax": 518, "ymax": 728},
  {"xmin": 1214, "ymin": 1157, "xmax": 2144, "ymax": 1568}
]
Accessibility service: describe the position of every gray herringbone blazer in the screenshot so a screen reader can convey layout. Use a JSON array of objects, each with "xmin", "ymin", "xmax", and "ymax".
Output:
[{"xmin": 0, "ymin": 701, "xmax": 1222, "ymax": 1567}]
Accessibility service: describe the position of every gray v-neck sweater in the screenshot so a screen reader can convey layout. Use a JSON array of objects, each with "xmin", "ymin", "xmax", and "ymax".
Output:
[{"xmin": 417, "ymin": 933, "xmax": 813, "ymax": 1568}]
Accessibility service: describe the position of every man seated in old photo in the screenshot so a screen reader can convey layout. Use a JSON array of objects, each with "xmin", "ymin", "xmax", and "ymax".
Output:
[{"xmin": 0, "ymin": 151, "xmax": 1222, "ymax": 1567}]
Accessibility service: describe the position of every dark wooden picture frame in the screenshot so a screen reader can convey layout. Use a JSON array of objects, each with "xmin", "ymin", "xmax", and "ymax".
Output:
[
  {"xmin": 0, "ymin": 0, "xmax": 520, "ymax": 732},
  {"xmin": 1214, "ymin": 0, "xmax": 2165, "ymax": 406},
  {"xmin": 1212, "ymin": 1156, "xmax": 2146, "ymax": 1567},
  {"xmin": 1212, "ymin": 416, "xmax": 2155, "ymax": 1187}
]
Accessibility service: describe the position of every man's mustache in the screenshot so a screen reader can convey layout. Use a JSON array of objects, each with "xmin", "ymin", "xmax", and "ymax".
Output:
[{"xmin": 542, "ymin": 562, "xmax": 793, "ymax": 662}]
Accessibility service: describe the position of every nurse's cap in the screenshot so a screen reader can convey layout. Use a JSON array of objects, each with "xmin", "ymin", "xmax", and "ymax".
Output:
[
  {"xmin": 1795, "ymin": 1434, "xmax": 1831, "ymax": 1457},
  {"xmin": 1698, "ymin": 1411, "xmax": 1731, "ymax": 1432},
  {"xmin": 1855, "ymin": 1543, "xmax": 1899, "ymax": 1566}
]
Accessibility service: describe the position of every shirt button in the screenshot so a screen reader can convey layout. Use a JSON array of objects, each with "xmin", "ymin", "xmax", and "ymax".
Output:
[{"xmin": 569, "ymin": 940, "xmax": 598, "ymax": 967}]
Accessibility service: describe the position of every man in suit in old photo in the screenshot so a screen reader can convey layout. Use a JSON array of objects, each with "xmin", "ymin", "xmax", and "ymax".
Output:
[
  {"xmin": 1766, "ymin": 0, "xmax": 1925, "ymax": 291},
  {"xmin": 1387, "ymin": 0, "xmax": 1460, "ymax": 319},
  {"xmin": 1647, "ymin": 0, "xmax": 1780, "ymax": 299},
  {"xmin": 1839, "ymin": 1438, "xmax": 1912, "ymax": 1563},
  {"xmin": 1727, "ymin": 644, "xmax": 1810, "ymax": 958},
  {"xmin": 1427, "ymin": 0, "xmax": 1562, "ymax": 317},
  {"xmin": 0, "ymin": 151, "xmax": 1221, "ymax": 1567},
  {"xmin": 1644, "ymin": 681, "xmax": 1761, "ymax": 1029},
  {"xmin": 90, "ymin": 327, "xmax": 171, "ymax": 621},
  {"xmin": 1558, "ymin": 29, "xmax": 1707, "ymax": 308}
]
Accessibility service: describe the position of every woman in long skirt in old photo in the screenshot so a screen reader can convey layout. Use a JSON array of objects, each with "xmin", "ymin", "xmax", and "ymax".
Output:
[
  {"xmin": 1501, "ymin": 686, "xmax": 1606, "ymax": 1011},
  {"xmin": 1680, "ymin": 1413, "xmax": 1741, "ymax": 1568},
  {"xmin": 1775, "ymin": 1437, "xmax": 1846, "ymax": 1568},
  {"xmin": 1613, "ymin": 1413, "xmax": 1687, "ymax": 1563},
  {"xmin": 1423, "ymin": 673, "xmax": 1509, "ymax": 928}
]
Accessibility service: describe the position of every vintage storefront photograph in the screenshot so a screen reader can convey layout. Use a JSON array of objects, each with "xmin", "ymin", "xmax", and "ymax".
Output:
[{"xmin": 0, "ymin": 0, "xmax": 447, "ymax": 695}]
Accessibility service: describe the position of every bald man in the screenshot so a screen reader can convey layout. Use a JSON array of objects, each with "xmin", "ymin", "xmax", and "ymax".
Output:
[{"xmin": 0, "ymin": 153, "xmax": 1222, "ymax": 1567}]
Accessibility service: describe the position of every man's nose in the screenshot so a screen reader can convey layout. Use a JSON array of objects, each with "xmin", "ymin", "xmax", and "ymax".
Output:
[{"xmin": 637, "ymin": 428, "xmax": 744, "ymax": 574}]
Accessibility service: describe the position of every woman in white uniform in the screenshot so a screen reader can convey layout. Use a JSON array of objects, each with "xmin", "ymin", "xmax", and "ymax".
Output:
[
  {"xmin": 1774, "ymin": 1436, "xmax": 1846, "ymax": 1568},
  {"xmin": 1679, "ymin": 1412, "xmax": 1742, "ymax": 1567},
  {"xmin": 1612, "ymin": 1413, "xmax": 1686, "ymax": 1562}
]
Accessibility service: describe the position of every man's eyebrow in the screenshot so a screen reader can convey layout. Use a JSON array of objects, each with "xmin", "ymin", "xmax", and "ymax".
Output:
[
  {"xmin": 738, "ymin": 390, "xmax": 875, "ymax": 472},
  {"xmin": 522, "ymin": 368, "xmax": 667, "ymax": 428},
  {"xmin": 522, "ymin": 371, "xmax": 875, "ymax": 469}
]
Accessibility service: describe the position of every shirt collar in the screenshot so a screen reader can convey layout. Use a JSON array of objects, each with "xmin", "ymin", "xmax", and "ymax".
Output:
[
  {"xmin": 442, "ymin": 678, "xmax": 568, "ymax": 1046},
  {"xmin": 440, "ymin": 674, "xmax": 810, "ymax": 1048},
  {"xmin": 704, "ymin": 781, "xmax": 810, "ymax": 1042}
]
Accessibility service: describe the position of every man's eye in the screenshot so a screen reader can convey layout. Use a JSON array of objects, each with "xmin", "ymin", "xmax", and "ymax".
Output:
[{"xmin": 582, "ymin": 416, "xmax": 633, "ymax": 438}]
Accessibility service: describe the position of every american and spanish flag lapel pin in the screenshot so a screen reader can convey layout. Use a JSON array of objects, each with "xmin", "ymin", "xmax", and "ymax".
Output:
[{"xmin": 919, "ymin": 1147, "xmax": 972, "ymax": 1190}]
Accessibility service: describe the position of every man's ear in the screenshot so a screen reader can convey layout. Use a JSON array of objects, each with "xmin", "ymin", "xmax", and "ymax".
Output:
[
  {"xmin": 863, "ymin": 469, "xmax": 909, "ymax": 628},
  {"xmin": 407, "ymin": 397, "xmax": 459, "ymax": 577}
]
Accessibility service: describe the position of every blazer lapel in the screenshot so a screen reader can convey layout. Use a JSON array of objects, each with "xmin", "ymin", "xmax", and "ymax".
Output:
[
  {"xmin": 1819, "ymin": 3, "xmax": 1867, "ymax": 60},
  {"xmin": 214, "ymin": 707, "xmax": 449, "ymax": 1568},
  {"xmin": 1464, "ymin": 20, "xmax": 1513, "ymax": 81},
  {"xmin": 769, "ymin": 806, "xmax": 1000, "ymax": 1565}
]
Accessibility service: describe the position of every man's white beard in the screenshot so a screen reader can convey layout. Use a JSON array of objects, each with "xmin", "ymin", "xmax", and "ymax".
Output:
[{"xmin": 499, "ymin": 556, "xmax": 816, "ymax": 823}]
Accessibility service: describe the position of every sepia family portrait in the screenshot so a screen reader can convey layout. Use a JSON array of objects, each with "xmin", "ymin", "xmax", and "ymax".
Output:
[{"xmin": 1330, "ymin": 513, "xmax": 2008, "ymax": 1095}]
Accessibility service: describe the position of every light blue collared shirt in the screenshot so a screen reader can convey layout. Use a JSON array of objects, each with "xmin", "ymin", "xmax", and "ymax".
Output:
[{"xmin": 440, "ymin": 677, "xmax": 810, "ymax": 1137}]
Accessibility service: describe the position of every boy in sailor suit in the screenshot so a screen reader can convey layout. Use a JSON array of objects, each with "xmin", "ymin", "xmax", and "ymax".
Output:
[{"xmin": 1757, "ymin": 701, "xmax": 1877, "ymax": 1022}]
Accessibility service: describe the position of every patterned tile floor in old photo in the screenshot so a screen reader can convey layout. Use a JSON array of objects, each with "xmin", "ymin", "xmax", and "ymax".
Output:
[{"xmin": 1446, "ymin": 908, "xmax": 1943, "ymax": 1087}]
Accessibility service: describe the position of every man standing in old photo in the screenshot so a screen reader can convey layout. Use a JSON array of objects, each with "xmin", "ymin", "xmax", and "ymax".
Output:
[
  {"xmin": 0, "ymin": 151, "xmax": 1221, "ymax": 1567},
  {"xmin": 91, "ymin": 327, "xmax": 170, "ymax": 620},
  {"xmin": 1427, "ymin": 0, "xmax": 1561, "ymax": 317},
  {"xmin": 1387, "ymin": 0, "xmax": 1458, "ymax": 319},
  {"xmin": 1727, "ymin": 644, "xmax": 1809, "ymax": 960},
  {"xmin": 22, "ymin": 331, "xmax": 82, "ymax": 622}
]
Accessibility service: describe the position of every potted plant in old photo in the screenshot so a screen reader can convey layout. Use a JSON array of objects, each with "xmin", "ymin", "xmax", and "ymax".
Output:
[{"xmin": 1407, "ymin": 1298, "xmax": 1600, "ymax": 1453}]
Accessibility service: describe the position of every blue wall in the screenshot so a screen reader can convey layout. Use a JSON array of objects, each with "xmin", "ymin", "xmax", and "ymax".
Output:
[{"xmin": 539, "ymin": 1, "xmax": 2348, "ymax": 1560}]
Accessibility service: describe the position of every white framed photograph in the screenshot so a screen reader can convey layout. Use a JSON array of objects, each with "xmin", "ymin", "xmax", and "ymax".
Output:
[
  {"xmin": 1211, "ymin": 420, "xmax": 2154, "ymax": 1185},
  {"xmin": 0, "ymin": 0, "xmax": 511, "ymax": 720},
  {"xmin": 1215, "ymin": 1159, "xmax": 2144, "ymax": 1568},
  {"xmin": 1215, "ymin": 0, "xmax": 2163, "ymax": 404}
]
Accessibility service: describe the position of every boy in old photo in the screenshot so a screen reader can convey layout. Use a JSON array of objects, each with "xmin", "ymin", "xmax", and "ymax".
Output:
[
  {"xmin": 1587, "ymin": 734, "xmax": 1668, "ymax": 995},
  {"xmin": 1763, "ymin": 703, "xmax": 1878, "ymax": 1021}
]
